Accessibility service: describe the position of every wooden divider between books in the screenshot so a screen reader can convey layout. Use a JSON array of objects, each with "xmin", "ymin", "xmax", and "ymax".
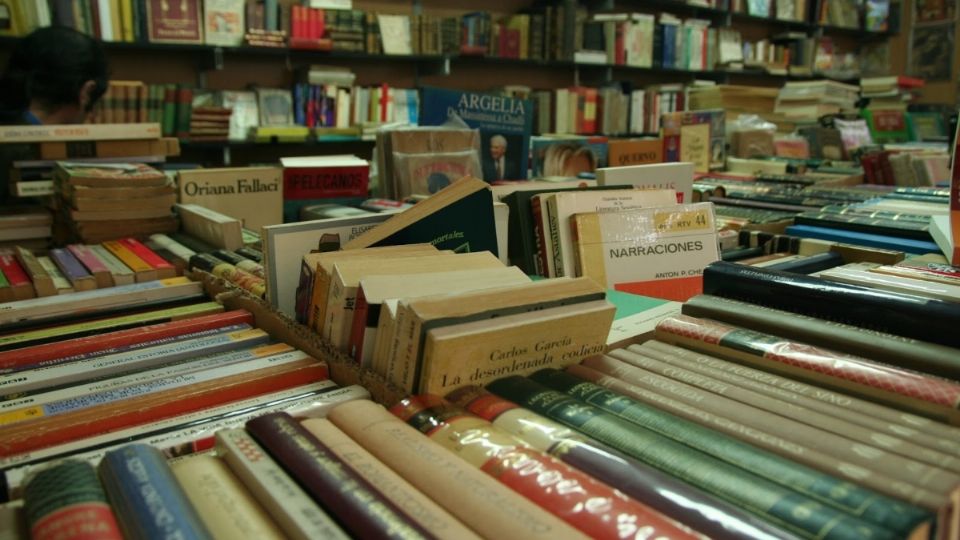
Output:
[{"xmin": 195, "ymin": 270, "xmax": 408, "ymax": 408}]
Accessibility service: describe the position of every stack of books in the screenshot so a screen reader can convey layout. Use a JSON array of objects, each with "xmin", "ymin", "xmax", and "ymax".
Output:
[
  {"xmin": 188, "ymin": 107, "xmax": 232, "ymax": 142},
  {"xmin": 775, "ymin": 80, "xmax": 860, "ymax": 119},
  {"xmin": 53, "ymin": 162, "xmax": 177, "ymax": 244}
]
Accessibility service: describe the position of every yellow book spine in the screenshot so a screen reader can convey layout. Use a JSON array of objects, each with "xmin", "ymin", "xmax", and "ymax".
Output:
[
  {"xmin": 121, "ymin": 0, "xmax": 134, "ymax": 42},
  {"xmin": 102, "ymin": 240, "xmax": 153, "ymax": 273},
  {"xmin": 109, "ymin": 0, "xmax": 122, "ymax": 43}
]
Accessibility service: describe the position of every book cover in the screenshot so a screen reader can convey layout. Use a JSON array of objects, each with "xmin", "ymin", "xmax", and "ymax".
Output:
[
  {"xmin": 418, "ymin": 299, "xmax": 614, "ymax": 395},
  {"xmin": 54, "ymin": 162, "xmax": 167, "ymax": 189},
  {"xmin": 203, "ymin": 0, "xmax": 244, "ymax": 46},
  {"xmin": 546, "ymin": 189, "xmax": 677, "ymax": 278},
  {"xmin": 420, "ymin": 87, "xmax": 533, "ymax": 182},
  {"xmin": 98, "ymin": 444, "xmax": 213, "ymax": 539},
  {"xmin": 262, "ymin": 214, "xmax": 392, "ymax": 317},
  {"xmin": 529, "ymin": 136, "xmax": 608, "ymax": 178},
  {"xmin": 89, "ymin": 244, "xmax": 136, "ymax": 286},
  {"xmin": 118, "ymin": 237, "xmax": 177, "ymax": 279},
  {"xmin": 343, "ymin": 176, "xmax": 499, "ymax": 256},
  {"xmin": 48, "ymin": 248, "xmax": 96, "ymax": 292},
  {"xmin": 175, "ymin": 203, "xmax": 244, "ymax": 251},
  {"xmin": 596, "ymin": 162, "xmax": 694, "ymax": 203},
  {"xmin": 36, "ymin": 256, "xmax": 73, "ymax": 295},
  {"xmin": 279, "ymin": 155, "xmax": 369, "ymax": 222},
  {"xmin": 14, "ymin": 247, "xmax": 55, "ymax": 297},
  {"xmin": 102, "ymin": 240, "xmax": 158, "ymax": 282},
  {"xmin": 0, "ymin": 251, "xmax": 36, "ymax": 300},
  {"xmin": 146, "ymin": 0, "xmax": 203, "ymax": 43},
  {"xmin": 607, "ymin": 138, "xmax": 663, "ymax": 167},
  {"xmin": 178, "ymin": 167, "xmax": 282, "ymax": 232},
  {"xmin": 572, "ymin": 203, "xmax": 720, "ymax": 301}
]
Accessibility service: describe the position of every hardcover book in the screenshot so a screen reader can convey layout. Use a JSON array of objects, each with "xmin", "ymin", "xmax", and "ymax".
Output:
[
  {"xmin": 420, "ymin": 87, "xmax": 533, "ymax": 182},
  {"xmin": 146, "ymin": 0, "xmax": 204, "ymax": 44},
  {"xmin": 178, "ymin": 167, "xmax": 282, "ymax": 232},
  {"xmin": 572, "ymin": 202, "xmax": 720, "ymax": 301},
  {"xmin": 279, "ymin": 155, "xmax": 369, "ymax": 222}
]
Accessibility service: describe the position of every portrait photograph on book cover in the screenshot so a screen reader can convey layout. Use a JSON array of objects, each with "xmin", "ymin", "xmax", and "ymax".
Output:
[{"xmin": 481, "ymin": 132, "xmax": 522, "ymax": 182}]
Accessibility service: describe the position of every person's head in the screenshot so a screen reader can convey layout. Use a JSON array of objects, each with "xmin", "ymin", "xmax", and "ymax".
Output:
[
  {"xmin": 489, "ymin": 135, "xmax": 507, "ymax": 160},
  {"xmin": 543, "ymin": 143, "xmax": 597, "ymax": 177},
  {"xmin": 0, "ymin": 26, "xmax": 108, "ymax": 124}
]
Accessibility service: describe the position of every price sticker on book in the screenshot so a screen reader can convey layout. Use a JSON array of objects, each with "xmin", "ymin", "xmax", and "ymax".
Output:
[{"xmin": 654, "ymin": 209, "xmax": 712, "ymax": 233}]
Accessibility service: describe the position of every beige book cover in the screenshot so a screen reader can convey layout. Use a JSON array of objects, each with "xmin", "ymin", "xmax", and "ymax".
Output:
[{"xmin": 178, "ymin": 167, "xmax": 282, "ymax": 233}]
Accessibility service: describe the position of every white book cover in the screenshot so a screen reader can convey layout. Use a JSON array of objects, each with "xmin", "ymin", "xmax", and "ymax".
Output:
[
  {"xmin": 204, "ymin": 0, "xmax": 245, "ymax": 46},
  {"xmin": 378, "ymin": 14, "xmax": 412, "ymax": 55},
  {"xmin": 572, "ymin": 202, "xmax": 719, "ymax": 301},
  {"xmin": 596, "ymin": 162, "xmax": 694, "ymax": 203},
  {"xmin": 547, "ymin": 189, "xmax": 677, "ymax": 278}
]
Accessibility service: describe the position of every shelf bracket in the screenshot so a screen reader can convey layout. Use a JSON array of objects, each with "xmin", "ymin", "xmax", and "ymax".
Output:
[
  {"xmin": 416, "ymin": 56, "xmax": 451, "ymax": 79},
  {"xmin": 199, "ymin": 46, "xmax": 225, "ymax": 72}
]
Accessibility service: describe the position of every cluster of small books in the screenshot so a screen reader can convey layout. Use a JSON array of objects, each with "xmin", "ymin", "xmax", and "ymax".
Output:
[{"xmin": 53, "ymin": 162, "xmax": 177, "ymax": 244}]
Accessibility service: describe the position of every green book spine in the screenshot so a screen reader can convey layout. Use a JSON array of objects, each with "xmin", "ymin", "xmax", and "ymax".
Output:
[
  {"xmin": 162, "ymin": 84, "xmax": 177, "ymax": 137},
  {"xmin": 529, "ymin": 369, "xmax": 933, "ymax": 535},
  {"xmin": 487, "ymin": 376, "xmax": 900, "ymax": 540},
  {"xmin": 23, "ymin": 460, "xmax": 124, "ymax": 540}
]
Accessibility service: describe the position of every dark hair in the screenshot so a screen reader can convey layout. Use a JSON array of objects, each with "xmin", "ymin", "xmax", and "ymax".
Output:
[{"xmin": 0, "ymin": 26, "xmax": 108, "ymax": 123}]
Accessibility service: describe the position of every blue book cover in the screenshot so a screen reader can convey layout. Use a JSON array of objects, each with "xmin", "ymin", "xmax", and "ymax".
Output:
[
  {"xmin": 420, "ymin": 87, "xmax": 533, "ymax": 182},
  {"xmin": 98, "ymin": 444, "xmax": 213, "ymax": 540},
  {"xmin": 785, "ymin": 224, "xmax": 941, "ymax": 254},
  {"xmin": 661, "ymin": 24, "xmax": 676, "ymax": 69}
]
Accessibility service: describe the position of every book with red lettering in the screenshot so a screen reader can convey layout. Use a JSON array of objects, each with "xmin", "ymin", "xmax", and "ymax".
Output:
[
  {"xmin": 0, "ymin": 309, "xmax": 253, "ymax": 372},
  {"xmin": 146, "ymin": 0, "xmax": 204, "ymax": 44},
  {"xmin": 279, "ymin": 155, "xmax": 369, "ymax": 222},
  {"xmin": 118, "ymin": 238, "xmax": 177, "ymax": 279}
]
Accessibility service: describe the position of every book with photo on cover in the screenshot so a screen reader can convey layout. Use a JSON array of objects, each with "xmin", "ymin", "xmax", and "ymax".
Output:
[{"xmin": 420, "ymin": 87, "xmax": 533, "ymax": 182}]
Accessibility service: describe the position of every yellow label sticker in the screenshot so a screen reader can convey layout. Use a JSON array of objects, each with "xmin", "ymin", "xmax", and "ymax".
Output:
[
  {"xmin": 229, "ymin": 329, "xmax": 267, "ymax": 340},
  {"xmin": 0, "ymin": 406, "xmax": 45, "ymax": 426},
  {"xmin": 654, "ymin": 210, "xmax": 712, "ymax": 233}
]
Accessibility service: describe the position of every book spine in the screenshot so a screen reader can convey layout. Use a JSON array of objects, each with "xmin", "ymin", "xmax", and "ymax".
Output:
[
  {"xmin": 392, "ymin": 396, "xmax": 700, "ymax": 539},
  {"xmin": 488, "ymin": 376, "xmax": 902, "ymax": 536},
  {"xmin": 36, "ymin": 256, "xmax": 73, "ymax": 294},
  {"xmin": 681, "ymin": 294, "xmax": 960, "ymax": 389},
  {"xmin": 88, "ymin": 245, "xmax": 135, "ymax": 285},
  {"xmin": 245, "ymin": 412, "xmax": 433, "ymax": 540},
  {"xmin": 216, "ymin": 428, "xmax": 351, "ymax": 540},
  {"xmin": 529, "ymin": 195, "xmax": 548, "ymax": 277},
  {"xmin": 296, "ymin": 258, "xmax": 315, "ymax": 325},
  {"xmin": 0, "ymin": 381, "xmax": 338, "ymax": 480},
  {"xmin": 148, "ymin": 234, "xmax": 195, "ymax": 264},
  {"xmin": 0, "ymin": 253, "xmax": 34, "ymax": 300},
  {"xmin": 0, "ymin": 358, "xmax": 326, "ymax": 457},
  {"xmin": 190, "ymin": 254, "xmax": 266, "ymax": 298},
  {"xmin": 23, "ymin": 460, "xmax": 124, "ymax": 540},
  {"xmin": 0, "ymin": 123, "xmax": 161, "ymax": 143},
  {"xmin": 170, "ymin": 454, "xmax": 287, "ymax": 539},
  {"xmin": 66, "ymin": 244, "xmax": 113, "ymax": 288},
  {"xmin": 545, "ymin": 195, "xmax": 564, "ymax": 277},
  {"xmin": 702, "ymin": 261, "xmax": 960, "ymax": 349},
  {"xmin": 118, "ymin": 237, "xmax": 176, "ymax": 279},
  {"xmin": 47, "ymin": 248, "xmax": 96, "ymax": 291},
  {"xmin": 0, "ymin": 309, "xmax": 251, "ymax": 371},
  {"xmin": 326, "ymin": 399, "xmax": 587, "ymax": 540},
  {"xmin": 301, "ymin": 419, "xmax": 479, "ymax": 539},
  {"xmin": 448, "ymin": 387, "xmax": 797, "ymax": 540},
  {"xmin": 575, "ymin": 356, "xmax": 943, "ymax": 523},
  {"xmin": 592, "ymin": 350, "xmax": 960, "ymax": 479},
  {"xmin": 101, "ymin": 240, "xmax": 156, "ymax": 282},
  {"xmin": 211, "ymin": 250, "xmax": 265, "ymax": 279},
  {"xmin": 0, "ymin": 302, "xmax": 224, "ymax": 353},
  {"xmin": 98, "ymin": 444, "xmax": 212, "ymax": 540},
  {"xmin": 639, "ymin": 339, "xmax": 960, "ymax": 448},
  {"xmin": 0, "ymin": 278, "xmax": 204, "ymax": 328},
  {"xmin": 655, "ymin": 315, "xmax": 960, "ymax": 424},
  {"xmin": 14, "ymin": 247, "xmax": 55, "ymax": 297},
  {"xmin": 0, "ymin": 339, "xmax": 288, "ymax": 423}
]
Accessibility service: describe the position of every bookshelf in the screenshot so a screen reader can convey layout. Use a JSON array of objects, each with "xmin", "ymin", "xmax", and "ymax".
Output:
[{"xmin": 0, "ymin": 0, "xmax": 900, "ymax": 165}]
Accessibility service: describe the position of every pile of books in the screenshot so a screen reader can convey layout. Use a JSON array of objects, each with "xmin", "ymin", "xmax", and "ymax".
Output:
[
  {"xmin": 53, "ymin": 162, "xmax": 177, "ymax": 244},
  {"xmin": 188, "ymin": 107, "xmax": 232, "ymax": 142},
  {"xmin": 774, "ymin": 80, "xmax": 860, "ymax": 119}
]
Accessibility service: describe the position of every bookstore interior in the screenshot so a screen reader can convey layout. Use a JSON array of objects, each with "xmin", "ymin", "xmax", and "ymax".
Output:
[{"xmin": 5, "ymin": 0, "xmax": 960, "ymax": 538}]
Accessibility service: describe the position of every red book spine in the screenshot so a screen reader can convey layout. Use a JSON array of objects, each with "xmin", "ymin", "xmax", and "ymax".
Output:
[
  {"xmin": 283, "ymin": 165, "xmax": 370, "ymax": 199},
  {"xmin": 291, "ymin": 5, "xmax": 301, "ymax": 38},
  {"xmin": 118, "ymin": 238, "xmax": 176, "ymax": 278},
  {"xmin": 584, "ymin": 88, "xmax": 598, "ymax": 134},
  {"xmin": 25, "ymin": 461, "xmax": 124, "ymax": 540},
  {"xmin": 0, "ymin": 252, "xmax": 31, "ymax": 287},
  {"xmin": 245, "ymin": 412, "xmax": 435, "ymax": 540},
  {"xmin": 0, "ymin": 310, "xmax": 254, "ymax": 371},
  {"xmin": 0, "ymin": 361, "xmax": 326, "ymax": 457},
  {"xmin": 379, "ymin": 83, "xmax": 390, "ymax": 122},
  {"xmin": 615, "ymin": 22, "xmax": 625, "ymax": 65},
  {"xmin": 347, "ymin": 285, "xmax": 369, "ymax": 363},
  {"xmin": 316, "ymin": 8, "xmax": 325, "ymax": 39},
  {"xmin": 393, "ymin": 396, "xmax": 698, "ymax": 540}
]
